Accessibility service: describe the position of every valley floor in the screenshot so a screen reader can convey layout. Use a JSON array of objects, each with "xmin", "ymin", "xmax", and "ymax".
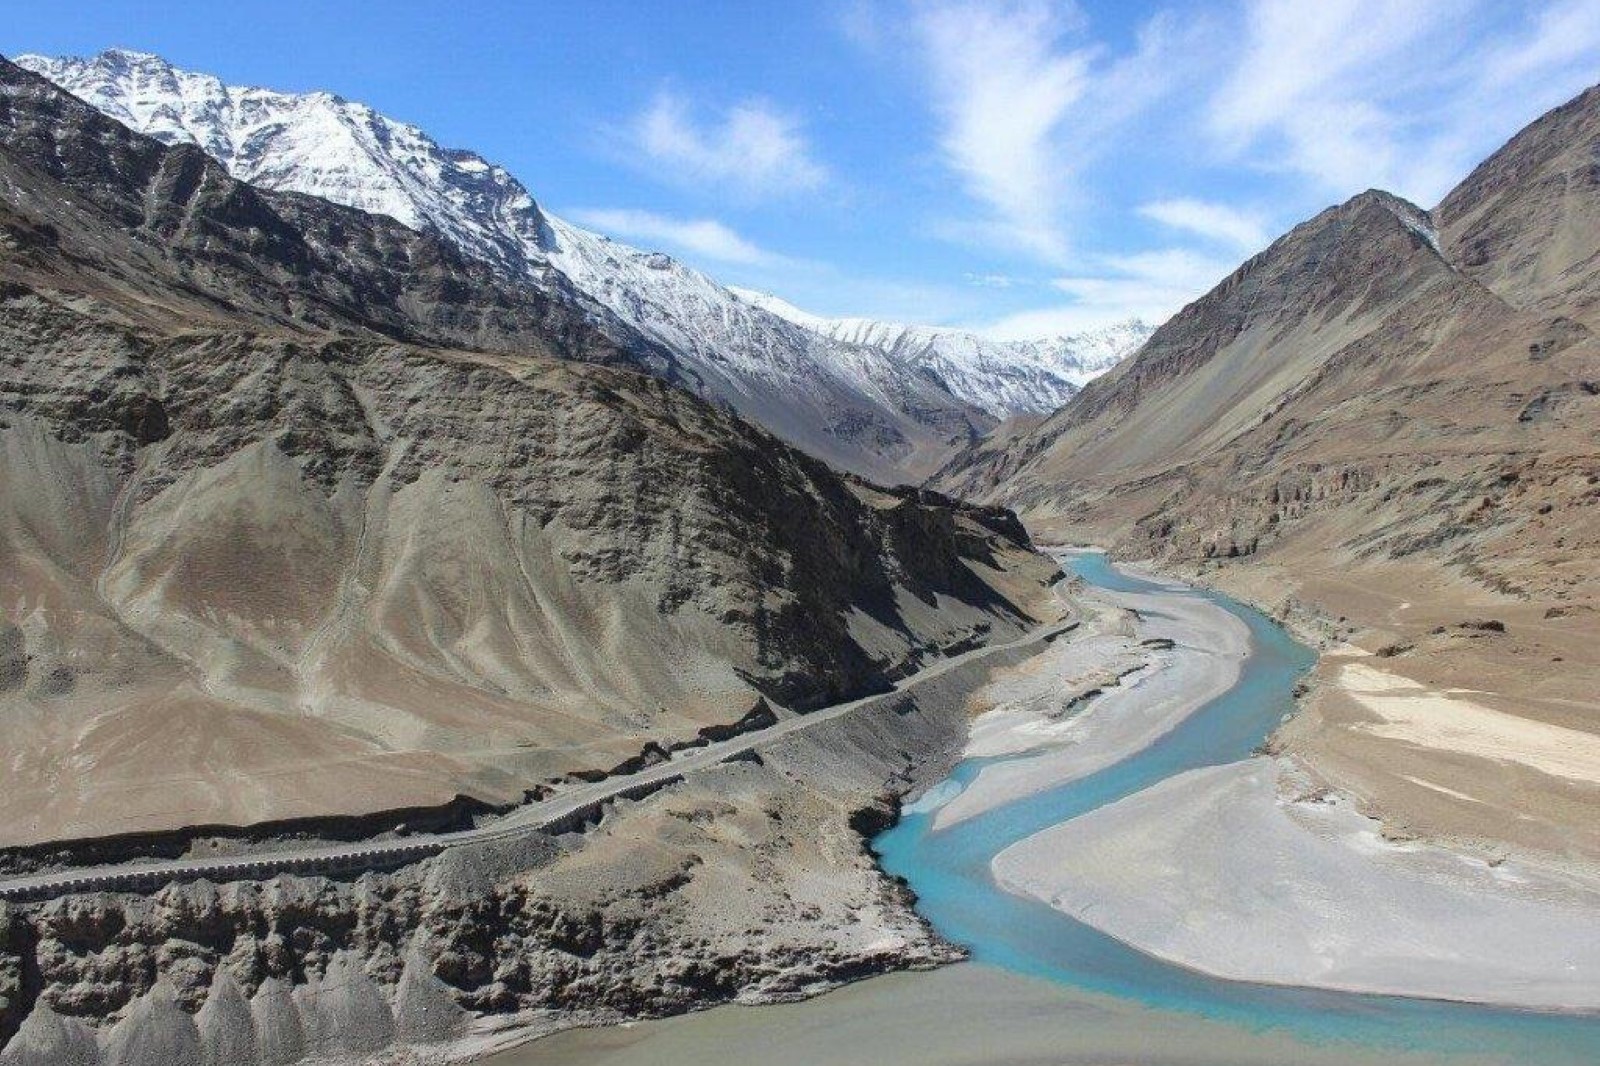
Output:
[
  {"xmin": 931, "ymin": 571, "xmax": 1249, "ymax": 828},
  {"xmin": 6, "ymin": 549, "xmax": 1597, "ymax": 1065},
  {"xmin": 465, "ymin": 550, "xmax": 1600, "ymax": 1065},
  {"xmin": 994, "ymin": 756, "xmax": 1600, "ymax": 1009},
  {"xmin": 1250, "ymin": 561, "xmax": 1600, "ymax": 870},
  {"xmin": 894, "ymin": 550, "xmax": 1600, "ymax": 1008}
]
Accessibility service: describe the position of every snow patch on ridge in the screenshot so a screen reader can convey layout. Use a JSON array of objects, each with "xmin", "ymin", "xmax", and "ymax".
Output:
[
  {"xmin": 1377, "ymin": 196, "xmax": 1445, "ymax": 257},
  {"xmin": 19, "ymin": 48, "xmax": 1152, "ymax": 469},
  {"xmin": 733, "ymin": 288, "xmax": 1151, "ymax": 416}
]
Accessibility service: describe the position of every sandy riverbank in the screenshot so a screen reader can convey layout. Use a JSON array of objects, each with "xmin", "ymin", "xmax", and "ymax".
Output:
[
  {"xmin": 993, "ymin": 755, "xmax": 1600, "ymax": 1010},
  {"xmin": 1179, "ymin": 555, "xmax": 1600, "ymax": 870},
  {"xmin": 931, "ymin": 576, "xmax": 1250, "ymax": 829}
]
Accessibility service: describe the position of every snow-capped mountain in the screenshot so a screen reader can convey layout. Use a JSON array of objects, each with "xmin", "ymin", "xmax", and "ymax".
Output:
[
  {"xmin": 733, "ymin": 289, "xmax": 1150, "ymax": 418},
  {"xmin": 17, "ymin": 49, "xmax": 1138, "ymax": 480}
]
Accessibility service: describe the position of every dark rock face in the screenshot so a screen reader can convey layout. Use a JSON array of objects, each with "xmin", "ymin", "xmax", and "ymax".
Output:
[
  {"xmin": 0, "ymin": 289, "xmax": 1036, "ymax": 709},
  {"xmin": 0, "ymin": 627, "xmax": 24, "ymax": 692}
]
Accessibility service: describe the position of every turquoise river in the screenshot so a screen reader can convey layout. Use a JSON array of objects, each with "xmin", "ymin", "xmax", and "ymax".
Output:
[{"xmin": 871, "ymin": 551, "xmax": 1600, "ymax": 1064}]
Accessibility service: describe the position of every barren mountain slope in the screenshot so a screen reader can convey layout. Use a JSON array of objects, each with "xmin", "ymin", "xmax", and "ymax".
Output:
[
  {"xmin": 18, "ymin": 48, "xmax": 1001, "ymax": 483},
  {"xmin": 1436, "ymin": 84, "xmax": 1600, "ymax": 325},
  {"xmin": 0, "ymin": 57, "xmax": 1058, "ymax": 847},
  {"xmin": 937, "ymin": 87, "xmax": 1600, "ymax": 865}
]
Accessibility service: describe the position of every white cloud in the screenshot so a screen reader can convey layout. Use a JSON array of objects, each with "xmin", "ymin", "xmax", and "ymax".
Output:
[
  {"xmin": 631, "ymin": 91, "xmax": 828, "ymax": 198},
  {"xmin": 1458, "ymin": 0, "xmax": 1600, "ymax": 174},
  {"xmin": 912, "ymin": 0, "xmax": 1093, "ymax": 261},
  {"xmin": 1208, "ymin": 0, "xmax": 1458, "ymax": 195},
  {"xmin": 963, "ymin": 272, "xmax": 1025, "ymax": 289},
  {"xmin": 1478, "ymin": 0, "xmax": 1600, "ymax": 89},
  {"xmin": 967, "ymin": 0, "xmax": 1600, "ymax": 343},
  {"xmin": 568, "ymin": 208, "xmax": 780, "ymax": 265},
  {"xmin": 1139, "ymin": 199, "xmax": 1271, "ymax": 254},
  {"xmin": 578, "ymin": 2, "xmax": 1600, "ymax": 344},
  {"xmin": 904, "ymin": 2, "xmax": 1209, "ymax": 264},
  {"xmin": 978, "ymin": 247, "xmax": 1236, "ymax": 338},
  {"xmin": 1207, "ymin": 0, "xmax": 1600, "ymax": 204}
]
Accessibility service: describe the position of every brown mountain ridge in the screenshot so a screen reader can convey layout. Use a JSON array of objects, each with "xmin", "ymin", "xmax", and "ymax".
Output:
[
  {"xmin": 0, "ymin": 56, "xmax": 1059, "ymax": 847},
  {"xmin": 937, "ymin": 84, "xmax": 1600, "ymax": 864}
]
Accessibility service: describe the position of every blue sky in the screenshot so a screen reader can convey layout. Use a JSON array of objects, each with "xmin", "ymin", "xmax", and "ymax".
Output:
[{"xmin": 6, "ymin": 1, "xmax": 1599, "ymax": 335}]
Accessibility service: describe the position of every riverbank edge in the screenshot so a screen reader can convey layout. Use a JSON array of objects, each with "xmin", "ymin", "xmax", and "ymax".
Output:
[
  {"xmin": 400, "ymin": 604, "xmax": 1085, "ymax": 1064},
  {"xmin": 1003, "ymin": 545, "xmax": 1600, "ymax": 1015}
]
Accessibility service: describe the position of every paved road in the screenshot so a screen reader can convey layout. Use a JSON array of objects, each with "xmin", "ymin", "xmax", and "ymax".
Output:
[{"xmin": 0, "ymin": 609, "xmax": 1074, "ymax": 903}]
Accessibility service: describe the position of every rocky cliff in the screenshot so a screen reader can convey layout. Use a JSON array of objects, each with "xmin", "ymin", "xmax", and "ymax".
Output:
[{"xmin": 0, "ymin": 635, "xmax": 1048, "ymax": 1065}]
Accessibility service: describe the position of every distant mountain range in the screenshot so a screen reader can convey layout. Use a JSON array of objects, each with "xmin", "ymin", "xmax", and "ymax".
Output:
[
  {"xmin": 732, "ymin": 288, "xmax": 1148, "ymax": 418},
  {"xmin": 18, "ymin": 49, "xmax": 1149, "ymax": 481}
]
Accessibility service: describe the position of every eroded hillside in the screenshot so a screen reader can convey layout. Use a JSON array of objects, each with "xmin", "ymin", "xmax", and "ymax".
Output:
[
  {"xmin": 0, "ymin": 56, "xmax": 1059, "ymax": 847},
  {"xmin": 937, "ymin": 86, "xmax": 1600, "ymax": 865}
]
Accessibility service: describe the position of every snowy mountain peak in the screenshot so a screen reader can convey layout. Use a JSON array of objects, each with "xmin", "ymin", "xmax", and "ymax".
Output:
[
  {"xmin": 18, "ymin": 49, "xmax": 555, "ymax": 279},
  {"xmin": 732, "ymin": 289, "xmax": 1151, "ymax": 417},
  {"xmin": 20, "ymin": 49, "xmax": 1152, "ymax": 478}
]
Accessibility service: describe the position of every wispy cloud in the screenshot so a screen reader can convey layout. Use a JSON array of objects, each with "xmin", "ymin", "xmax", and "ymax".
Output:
[
  {"xmin": 587, "ymin": 2, "xmax": 1600, "ymax": 338},
  {"xmin": 629, "ymin": 91, "xmax": 829, "ymax": 199},
  {"xmin": 899, "ymin": 0, "xmax": 1600, "ymax": 334},
  {"xmin": 1208, "ymin": 0, "xmax": 1466, "ymax": 197},
  {"xmin": 1207, "ymin": 0, "xmax": 1600, "ymax": 204},
  {"xmin": 1477, "ymin": 0, "xmax": 1600, "ymax": 89},
  {"xmin": 978, "ymin": 248, "xmax": 1236, "ymax": 338},
  {"xmin": 911, "ymin": 0, "xmax": 1094, "ymax": 261},
  {"xmin": 963, "ymin": 272, "xmax": 1028, "ymax": 289},
  {"xmin": 568, "ymin": 208, "xmax": 782, "ymax": 266},
  {"xmin": 1139, "ymin": 198, "xmax": 1271, "ymax": 255},
  {"xmin": 900, "ymin": 2, "xmax": 1212, "ymax": 265}
]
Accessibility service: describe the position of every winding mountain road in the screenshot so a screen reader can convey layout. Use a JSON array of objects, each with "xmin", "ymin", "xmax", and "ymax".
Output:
[{"xmin": 0, "ymin": 608, "xmax": 1075, "ymax": 903}]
